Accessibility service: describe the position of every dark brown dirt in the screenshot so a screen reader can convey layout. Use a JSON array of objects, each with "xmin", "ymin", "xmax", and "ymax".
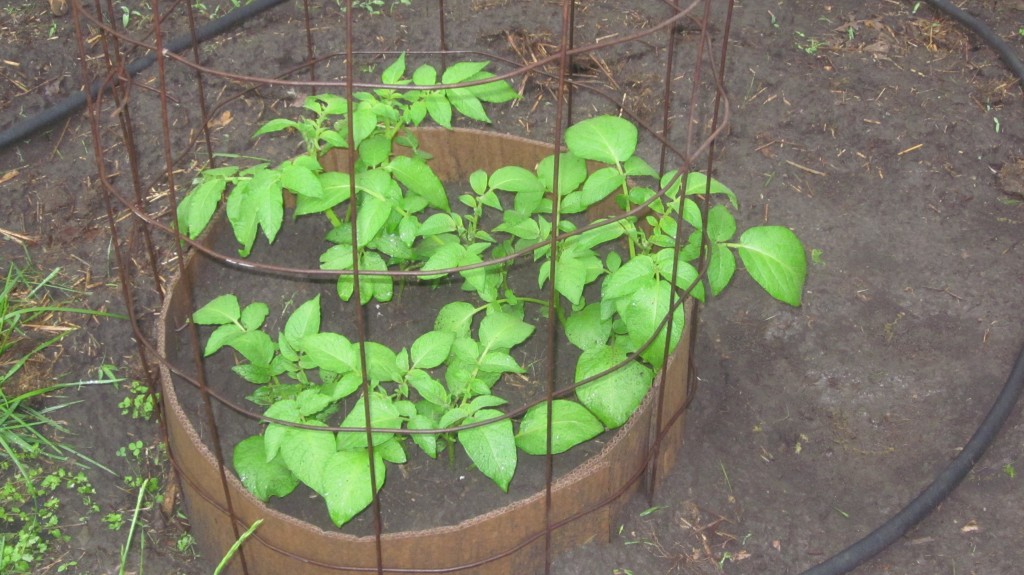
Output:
[{"xmin": 1, "ymin": 1, "xmax": 1023, "ymax": 574}]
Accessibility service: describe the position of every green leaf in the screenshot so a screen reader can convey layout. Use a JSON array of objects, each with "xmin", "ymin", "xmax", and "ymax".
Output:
[
  {"xmin": 410, "ymin": 330, "xmax": 456, "ymax": 370},
  {"xmin": 233, "ymin": 436, "xmax": 299, "ymax": 501},
  {"xmin": 575, "ymin": 345, "xmax": 653, "ymax": 428},
  {"xmin": 707, "ymin": 242, "xmax": 736, "ymax": 297},
  {"xmin": 441, "ymin": 60, "xmax": 491, "ymax": 84},
  {"xmin": 232, "ymin": 362, "xmax": 275, "ymax": 384},
  {"xmin": 409, "ymin": 414, "xmax": 438, "ymax": 458},
  {"xmin": 564, "ymin": 115, "xmax": 637, "ymax": 164},
  {"xmin": 375, "ymin": 437, "xmax": 407, "ymax": 464},
  {"xmin": 320, "ymin": 449, "xmax": 385, "ymax": 527},
  {"xmin": 537, "ymin": 153, "xmax": 587, "ymax": 197},
  {"xmin": 447, "ymin": 87, "xmax": 490, "ymax": 123},
  {"xmin": 579, "ymin": 166, "xmax": 626, "ymax": 208},
  {"xmin": 706, "ymin": 205, "xmax": 736, "ymax": 243},
  {"xmin": 296, "ymin": 389, "xmax": 334, "ymax": 417},
  {"xmin": 336, "ymin": 393, "xmax": 402, "ymax": 451},
  {"xmin": 359, "ymin": 134, "xmax": 393, "ymax": 167},
  {"xmin": 553, "ymin": 253, "xmax": 587, "ymax": 306},
  {"xmin": 565, "ymin": 304, "xmax": 611, "ymax": 351},
  {"xmin": 459, "ymin": 409, "xmax": 516, "ymax": 492},
  {"xmin": 323, "ymin": 372, "xmax": 364, "ymax": 402},
  {"xmin": 737, "ymin": 226, "xmax": 807, "ymax": 306},
  {"xmin": 478, "ymin": 311, "xmax": 535, "ymax": 350},
  {"xmin": 240, "ymin": 302, "xmax": 269, "ymax": 331},
  {"xmin": 488, "ymin": 166, "xmax": 545, "ymax": 194},
  {"xmin": 389, "ymin": 156, "xmax": 449, "ymax": 211},
  {"xmin": 253, "ymin": 118, "xmax": 298, "ymax": 137},
  {"xmin": 295, "ymin": 172, "xmax": 351, "ymax": 216},
  {"xmin": 477, "ymin": 350, "xmax": 524, "ymax": 374},
  {"xmin": 653, "ymin": 254, "xmax": 705, "ymax": 302},
  {"xmin": 602, "ymin": 255, "xmax": 654, "ymax": 300},
  {"xmin": 193, "ymin": 294, "xmax": 240, "ymax": 326},
  {"xmin": 515, "ymin": 400, "xmax": 605, "ymax": 455},
  {"xmin": 179, "ymin": 177, "xmax": 226, "ymax": 239},
  {"xmin": 244, "ymin": 168, "xmax": 283, "ymax": 247},
  {"xmin": 424, "ymin": 92, "xmax": 453, "ymax": 128},
  {"xmin": 463, "ymin": 71, "xmax": 519, "ymax": 103},
  {"xmin": 434, "ymin": 301, "xmax": 477, "ymax": 338},
  {"xmin": 381, "ymin": 52, "xmax": 406, "ymax": 84},
  {"xmin": 280, "ymin": 422, "xmax": 336, "ymax": 495},
  {"xmin": 419, "ymin": 213, "xmax": 458, "ymax": 237},
  {"xmin": 618, "ymin": 279, "xmax": 685, "ymax": 368},
  {"xmin": 355, "ymin": 189, "xmax": 394, "ymax": 248},
  {"xmin": 684, "ymin": 172, "xmax": 738, "ymax": 208},
  {"xmin": 412, "ymin": 64, "xmax": 437, "ymax": 86},
  {"xmin": 263, "ymin": 400, "xmax": 300, "ymax": 461},
  {"xmin": 284, "ymin": 295, "xmax": 321, "ymax": 349},
  {"xmin": 363, "ymin": 341, "xmax": 402, "ymax": 382},
  {"xmin": 418, "ymin": 242, "xmax": 464, "ymax": 280},
  {"xmin": 301, "ymin": 332, "xmax": 356, "ymax": 374},
  {"xmin": 204, "ymin": 324, "xmax": 243, "ymax": 356},
  {"xmin": 226, "ymin": 180, "xmax": 258, "ymax": 256},
  {"xmin": 466, "ymin": 394, "xmax": 509, "ymax": 414},
  {"xmin": 226, "ymin": 330, "xmax": 276, "ymax": 368},
  {"xmin": 406, "ymin": 369, "xmax": 449, "ymax": 406},
  {"xmin": 623, "ymin": 155, "xmax": 658, "ymax": 178},
  {"xmin": 280, "ymin": 161, "xmax": 322, "ymax": 198}
]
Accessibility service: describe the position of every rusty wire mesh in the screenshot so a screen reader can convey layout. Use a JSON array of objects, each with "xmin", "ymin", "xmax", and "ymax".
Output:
[{"xmin": 74, "ymin": 0, "xmax": 735, "ymax": 572}]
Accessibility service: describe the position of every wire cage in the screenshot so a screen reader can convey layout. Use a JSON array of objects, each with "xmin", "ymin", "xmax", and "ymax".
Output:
[{"xmin": 74, "ymin": 0, "xmax": 735, "ymax": 572}]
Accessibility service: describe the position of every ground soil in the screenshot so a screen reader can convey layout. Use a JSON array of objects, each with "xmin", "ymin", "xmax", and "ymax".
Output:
[{"xmin": 2, "ymin": 0, "xmax": 1024, "ymax": 574}]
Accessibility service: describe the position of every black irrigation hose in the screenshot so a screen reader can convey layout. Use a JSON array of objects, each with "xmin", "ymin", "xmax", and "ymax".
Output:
[
  {"xmin": 799, "ymin": 1, "xmax": 1024, "ymax": 574},
  {"xmin": 0, "ymin": 0, "xmax": 1021, "ymax": 573},
  {"xmin": 0, "ymin": 0, "xmax": 290, "ymax": 152}
]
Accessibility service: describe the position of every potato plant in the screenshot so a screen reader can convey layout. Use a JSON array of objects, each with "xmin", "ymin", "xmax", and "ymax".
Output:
[{"xmin": 179, "ymin": 55, "xmax": 807, "ymax": 527}]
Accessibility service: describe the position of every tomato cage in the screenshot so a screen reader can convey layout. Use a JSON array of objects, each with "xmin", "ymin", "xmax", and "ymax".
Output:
[{"xmin": 74, "ymin": 0, "xmax": 735, "ymax": 573}]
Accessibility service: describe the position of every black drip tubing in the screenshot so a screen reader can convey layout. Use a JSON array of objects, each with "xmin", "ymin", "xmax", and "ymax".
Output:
[
  {"xmin": 0, "ymin": 0, "xmax": 1022, "ymax": 574},
  {"xmin": 799, "ymin": 1, "xmax": 1024, "ymax": 574},
  {"xmin": 0, "ymin": 0, "xmax": 290, "ymax": 152}
]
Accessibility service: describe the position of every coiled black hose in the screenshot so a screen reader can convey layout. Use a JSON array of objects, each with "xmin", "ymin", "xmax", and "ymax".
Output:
[
  {"xmin": 799, "ymin": 1, "xmax": 1024, "ymax": 573},
  {"xmin": 0, "ymin": 0, "xmax": 290, "ymax": 152}
]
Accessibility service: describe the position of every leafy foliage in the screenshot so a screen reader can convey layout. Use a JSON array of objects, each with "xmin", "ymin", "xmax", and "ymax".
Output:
[{"xmin": 186, "ymin": 55, "xmax": 808, "ymax": 528}]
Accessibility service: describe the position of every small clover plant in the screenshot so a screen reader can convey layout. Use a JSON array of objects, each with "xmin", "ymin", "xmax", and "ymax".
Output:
[{"xmin": 179, "ymin": 55, "xmax": 807, "ymax": 527}]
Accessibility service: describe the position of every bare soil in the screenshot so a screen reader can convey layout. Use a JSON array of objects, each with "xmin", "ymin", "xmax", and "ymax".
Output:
[{"xmin": 1, "ymin": 1, "xmax": 1023, "ymax": 574}]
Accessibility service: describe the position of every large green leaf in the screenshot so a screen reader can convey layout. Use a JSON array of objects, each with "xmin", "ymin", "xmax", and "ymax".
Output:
[
  {"xmin": 389, "ymin": 156, "xmax": 449, "ymax": 211},
  {"xmin": 537, "ymin": 153, "xmax": 587, "ymax": 197},
  {"xmin": 617, "ymin": 279, "xmax": 685, "ymax": 369},
  {"xmin": 441, "ymin": 60, "xmax": 491, "ymax": 84},
  {"xmin": 280, "ymin": 161, "xmax": 322, "ymax": 198},
  {"xmin": 233, "ymin": 436, "xmax": 299, "ymax": 501},
  {"xmin": 294, "ymin": 172, "xmax": 351, "ymax": 216},
  {"xmin": 601, "ymin": 255, "xmax": 655, "ymax": 300},
  {"xmin": 179, "ymin": 177, "xmax": 226, "ymax": 239},
  {"xmin": 434, "ymin": 301, "xmax": 477, "ymax": 338},
  {"xmin": 564, "ymin": 115, "xmax": 637, "ymax": 164},
  {"xmin": 320, "ymin": 449, "xmax": 386, "ymax": 527},
  {"xmin": 737, "ymin": 226, "xmax": 807, "ymax": 306},
  {"xmin": 301, "ymin": 332, "xmax": 357, "ymax": 374},
  {"xmin": 193, "ymin": 294, "xmax": 240, "ymax": 326},
  {"xmin": 564, "ymin": 303, "xmax": 611, "ymax": 351},
  {"xmin": 459, "ymin": 409, "xmax": 517, "ymax": 492},
  {"xmin": 410, "ymin": 330, "xmax": 456, "ymax": 370},
  {"xmin": 280, "ymin": 422, "xmax": 337, "ymax": 495},
  {"xmin": 488, "ymin": 166, "xmax": 544, "ymax": 194},
  {"xmin": 515, "ymin": 400, "xmax": 605, "ymax": 455},
  {"xmin": 478, "ymin": 311, "xmax": 535, "ymax": 351},
  {"xmin": 284, "ymin": 295, "xmax": 321, "ymax": 349},
  {"xmin": 707, "ymin": 242, "xmax": 736, "ymax": 297},
  {"xmin": 336, "ymin": 394, "xmax": 403, "ymax": 451},
  {"xmin": 406, "ymin": 369, "xmax": 449, "ymax": 406},
  {"xmin": 575, "ymin": 345, "xmax": 653, "ymax": 429}
]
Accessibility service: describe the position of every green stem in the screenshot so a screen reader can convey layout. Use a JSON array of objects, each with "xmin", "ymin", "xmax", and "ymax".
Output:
[{"xmin": 324, "ymin": 208, "xmax": 343, "ymax": 228}]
